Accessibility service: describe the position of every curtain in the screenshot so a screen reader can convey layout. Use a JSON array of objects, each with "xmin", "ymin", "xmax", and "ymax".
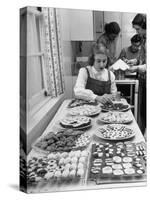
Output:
[{"xmin": 42, "ymin": 7, "xmax": 65, "ymax": 97}]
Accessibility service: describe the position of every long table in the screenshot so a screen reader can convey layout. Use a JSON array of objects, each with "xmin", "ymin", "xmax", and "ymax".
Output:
[{"xmin": 27, "ymin": 99, "xmax": 146, "ymax": 193}]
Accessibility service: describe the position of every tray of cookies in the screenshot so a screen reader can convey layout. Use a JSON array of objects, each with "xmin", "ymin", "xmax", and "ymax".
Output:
[
  {"xmin": 101, "ymin": 102, "xmax": 131, "ymax": 112},
  {"xmin": 68, "ymin": 104, "xmax": 101, "ymax": 117},
  {"xmin": 88, "ymin": 142, "xmax": 146, "ymax": 184},
  {"xmin": 68, "ymin": 99, "xmax": 98, "ymax": 108},
  {"xmin": 27, "ymin": 149, "xmax": 89, "ymax": 186},
  {"xmin": 97, "ymin": 112, "xmax": 133, "ymax": 124},
  {"xmin": 32, "ymin": 129, "xmax": 91, "ymax": 154},
  {"xmin": 59, "ymin": 116, "xmax": 92, "ymax": 130}
]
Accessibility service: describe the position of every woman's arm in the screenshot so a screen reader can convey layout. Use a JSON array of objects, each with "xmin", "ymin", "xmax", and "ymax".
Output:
[{"xmin": 74, "ymin": 67, "xmax": 97, "ymax": 101}]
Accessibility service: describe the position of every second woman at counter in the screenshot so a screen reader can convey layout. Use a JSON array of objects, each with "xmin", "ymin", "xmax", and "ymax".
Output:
[
  {"xmin": 97, "ymin": 22, "xmax": 121, "ymax": 65},
  {"xmin": 74, "ymin": 44, "xmax": 117, "ymax": 104}
]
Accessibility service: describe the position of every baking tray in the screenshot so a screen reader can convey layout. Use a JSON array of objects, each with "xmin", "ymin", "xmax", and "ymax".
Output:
[{"xmin": 87, "ymin": 142, "xmax": 146, "ymax": 184}]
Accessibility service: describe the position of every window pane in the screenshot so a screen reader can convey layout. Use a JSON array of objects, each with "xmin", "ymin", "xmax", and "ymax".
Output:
[{"xmin": 27, "ymin": 56, "xmax": 44, "ymax": 98}]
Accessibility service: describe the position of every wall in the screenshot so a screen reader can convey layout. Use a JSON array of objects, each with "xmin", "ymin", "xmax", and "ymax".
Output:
[{"xmin": 58, "ymin": 8, "xmax": 74, "ymax": 98}]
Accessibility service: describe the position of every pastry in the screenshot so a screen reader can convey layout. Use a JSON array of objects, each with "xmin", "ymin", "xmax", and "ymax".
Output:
[
  {"xmin": 62, "ymin": 170, "xmax": 69, "ymax": 178},
  {"xmin": 113, "ymin": 169, "xmax": 124, "ymax": 175},
  {"xmin": 112, "ymin": 164, "xmax": 122, "ymax": 170},
  {"xmin": 124, "ymin": 168, "xmax": 135, "ymax": 175},
  {"xmin": 123, "ymin": 163, "xmax": 132, "ymax": 168},
  {"xmin": 123, "ymin": 157, "xmax": 132, "ymax": 163},
  {"xmin": 102, "ymin": 166, "xmax": 113, "ymax": 174},
  {"xmin": 69, "ymin": 170, "xmax": 76, "ymax": 178},
  {"xmin": 113, "ymin": 156, "xmax": 122, "ymax": 163},
  {"xmin": 77, "ymin": 169, "xmax": 84, "ymax": 177},
  {"xmin": 60, "ymin": 116, "xmax": 91, "ymax": 128}
]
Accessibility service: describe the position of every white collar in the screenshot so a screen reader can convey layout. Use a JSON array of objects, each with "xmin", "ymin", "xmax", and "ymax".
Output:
[{"xmin": 91, "ymin": 66, "xmax": 106, "ymax": 74}]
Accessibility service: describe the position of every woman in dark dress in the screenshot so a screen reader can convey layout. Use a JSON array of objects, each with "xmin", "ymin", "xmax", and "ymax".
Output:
[{"xmin": 131, "ymin": 13, "xmax": 146, "ymax": 134}]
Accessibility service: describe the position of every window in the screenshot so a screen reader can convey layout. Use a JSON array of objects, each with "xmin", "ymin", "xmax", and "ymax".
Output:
[
  {"xmin": 20, "ymin": 7, "xmax": 65, "ymax": 114},
  {"xmin": 26, "ymin": 7, "xmax": 46, "ymax": 111}
]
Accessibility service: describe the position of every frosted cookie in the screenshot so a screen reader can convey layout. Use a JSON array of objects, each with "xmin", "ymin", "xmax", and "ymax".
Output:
[
  {"xmin": 69, "ymin": 170, "xmax": 76, "ymax": 178},
  {"xmin": 113, "ymin": 156, "xmax": 122, "ymax": 163},
  {"xmin": 48, "ymin": 159, "xmax": 56, "ymax": 165},
  {"xmin": 81, "ymin": 150, "xmax": 88, "ymax": 157},
  {"xmin": 113, "ymin": 169, "xmax": 124, "ymax": 175},
  {"xmin": 77, "ymin": 169, "xmax": 84, "ymax": 177},
  {"xmin": 79, "ymin": 156, "xmax": 86, "ymax": 164},
  {"xmin": 71, "ymin": 157, "xmax": 78, "ymax": 164},
  {"xmin": 35, "ymin": 176, "xmax": 43, "ymax": 182},
  {"xmin": 61, "ymin": 152, "xmax": 69, "ymax": 158},
  {"xmin": 59, "ymin": 158, "xmax": 65, "ymax": 165},
  {"xmin": 70, "ymin": 163, "xmax": 77, "ymax": 170},
  {"xmin": 47, "ymin": 153, "xmax": 56, "ymax": 159},
  {"xmin": 136, "ymin": 169, "xmax": 144, "ymax": 174},
  {"xmin": 69, "ymin": 151, "xmax": 76, "ymax": 158},
  {"xmin": 124, "ymin": 168, "xmax": 135, "ymax": 175},
  {"xmin": 64, "ymin": 157, "xmax": 71, "ymax": 164},
  {"xmin": 102, "ymin": 166, "xmax": 112, "ymax": 174},
  {"xmin": 64, "ymin": 163, "xmax": 71, "ymax": 170},
  {"xmin": 54, "ymin": 170, "xmax": 62, "ymax": 178},
  {"xmin": 123, "ymin": 157, "xmax": 132, "ymax": 163},
  {"xmin": 91, "ymin": 169, "xmax": 100, "ymax": 174},
  {"xmin": 62, "ymin": 170, "xmax": 69, "ymax": 178},
  {"xmin": 44, "ymin": 172, "xmax": 54, "ymax": 179},
  {"xmin": 112, "ymin": 164, "xmax": 122, "ymax": 170},
  {"xmin": 75, "ymin": 150, "xmax": 81, "ymax": 158},
  {"xmin": 123, "ymin": 163, "xmax": 132, "ymax": 169},
  {"xmin": 77, "ymin": 163, "xmax": 84, "ymax": 170}
]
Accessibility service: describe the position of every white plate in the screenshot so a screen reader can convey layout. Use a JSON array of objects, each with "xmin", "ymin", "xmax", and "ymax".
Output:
[
  {"xmin": 60, "ymin": 123, "xmax": 92, "ymax": 130},
  {"xmin": 95, "ymin": 124, "xmax": 136, "ymax": 141},
  {"xmin": 69, "ymin": 106, "xmax": 101, "ymax": 117},
  {"xmin": 101, "ymin": 103, "xmax": 131, "ymax": 112},
  {"xmin": 98, "ymin": 112, "xmax": 133, "ymax": 124}
]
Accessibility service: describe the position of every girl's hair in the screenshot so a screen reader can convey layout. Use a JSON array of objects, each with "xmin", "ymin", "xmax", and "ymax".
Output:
[
  {"xmin": 132, "ymin": 14, "xmax": 146, "ymax": 30},
  {"xmin": 131, "ymin": 34, "xmax": 142, "ymax": 44},
  {"xmin": 88, "ymin": 43, "xmax": 110, "ymax": 67},
  {"xmin": 104, "ymin": 22, "xmax": 121, "ymax": 35}
]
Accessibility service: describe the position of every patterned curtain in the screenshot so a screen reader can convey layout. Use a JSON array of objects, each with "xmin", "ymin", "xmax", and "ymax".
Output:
[{"xmin": 42, "ymin": 7, "xmax": 65, "ymax": 97}]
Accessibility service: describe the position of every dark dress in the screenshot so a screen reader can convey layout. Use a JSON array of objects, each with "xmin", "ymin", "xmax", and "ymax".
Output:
[{"xmin": 85, "ymin": 67, "xmax": 111, "ymax": 96}]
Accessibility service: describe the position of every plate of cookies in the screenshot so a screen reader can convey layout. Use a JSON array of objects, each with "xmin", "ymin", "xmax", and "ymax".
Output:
[
  {"xmin": 95, "ymin": 124, "xmax": 136, "ymax": 141},
  {"xmin": 68, "ymin": 105, "xmax": 101, "ymax": 117},
  {"xmin": 98, "ymin": 112, "xmax": 133, "ymax": 124},
  {"xmin": 59, "ymin": 116, "xmax": 92, "ymax": 130}
]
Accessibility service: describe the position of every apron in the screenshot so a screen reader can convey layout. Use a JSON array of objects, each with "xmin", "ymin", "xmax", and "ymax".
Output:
[
  {"xmin": 137, "ymin": 72, "xmax": 146, "ymax": 134},
  {"xmin": 85, "ymin": 67, "xmax": 111, "ymax": 96}
]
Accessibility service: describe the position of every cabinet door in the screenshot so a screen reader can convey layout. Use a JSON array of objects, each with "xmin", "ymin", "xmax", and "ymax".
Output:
[
  {"xmin": 69, "ymin": 9, "xmax": 94, "ymax": 41},
  {"xmin": 93, "ymin": 11, "xmax": 104, "ymax": 41}
]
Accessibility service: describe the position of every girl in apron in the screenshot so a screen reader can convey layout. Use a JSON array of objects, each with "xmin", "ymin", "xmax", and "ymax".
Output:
[{"xmin": 74, "ymin": 44, "xmax": 117, "ymax": 104}]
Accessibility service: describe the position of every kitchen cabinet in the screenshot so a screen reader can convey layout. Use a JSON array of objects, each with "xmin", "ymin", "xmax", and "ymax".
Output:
[
  {"xmin": 69, "ymin": 9, "xmax": 94, "ymax": 41},
  {"xmin": 93, "ymin": 11, "xmax": 104, "ymax": 41},
  {"xmin": 69, "ymin": 10, "xmax": 104, "ymax": 41}
]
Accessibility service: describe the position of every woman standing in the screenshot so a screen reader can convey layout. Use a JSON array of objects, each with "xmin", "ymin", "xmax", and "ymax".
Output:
[
  {"xmin": 97, "ymin": 22, "xmax": 121, "ymax": 65},
  {"xmin": 131, "ymin": 13, "xmax": 146, "ymax": 134}
]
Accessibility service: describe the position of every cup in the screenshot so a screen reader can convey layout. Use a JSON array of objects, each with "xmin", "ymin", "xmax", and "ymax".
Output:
[{"xmin": 113, "ymin": 91, "xmax": 121, "ymax": 101}]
